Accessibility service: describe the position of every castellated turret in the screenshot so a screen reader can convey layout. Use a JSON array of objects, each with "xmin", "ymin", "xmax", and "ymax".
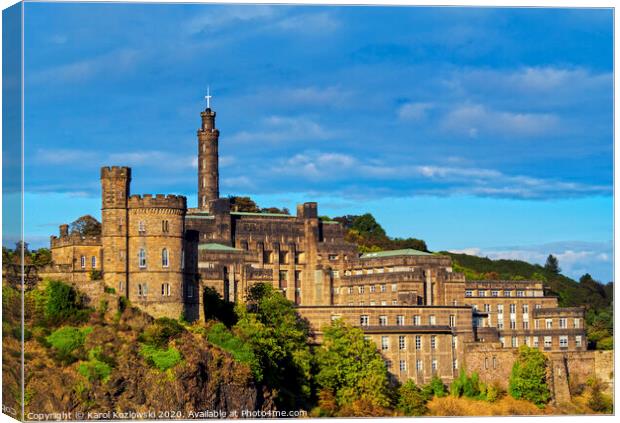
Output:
[
  {"xmin": 100, "ymin": 166, "xmax": 193, "ymax": 318},
  {"xmin": 197, "ymin": 107, "xmax": 220, "ymax": 212}
]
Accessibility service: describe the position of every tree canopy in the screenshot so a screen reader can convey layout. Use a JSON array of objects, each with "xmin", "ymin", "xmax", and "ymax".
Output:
[
  {"xmin": 508, "ymin": 345, "xmax": 551, "ymax": 407},
  {"xmin": 313, "ymin": 319, "xmax": 392, "ymax": 415},
  {"xmin": 70, "ymin": 215, "xmax": 102, "ymax": 237},
  {"xmin": 544, "ymin": 254, "xmax": 561, "ymax": 274}
]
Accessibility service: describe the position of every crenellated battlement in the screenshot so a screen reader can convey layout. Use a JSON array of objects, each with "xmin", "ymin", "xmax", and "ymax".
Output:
[
  {"xmin": 51, "ymin": 234, "xmax": 102, "ymax": 248},
  {"xmin": 128, "ymin": 194, "xmax": 187, "ymax": 210},
  {"xmin": 101, "ymin": 166, "xmax": 131, "ymax": 179}
]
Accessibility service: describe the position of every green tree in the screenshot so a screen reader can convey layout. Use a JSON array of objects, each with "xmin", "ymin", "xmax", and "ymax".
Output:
[
  {"xmin": 314, "ymin": 319, "xmax": 392, "ymax": 412},
  {"xmin": 234, "ymin": 283, "xmax": 312, "ymax": 410},
  {"xmin": 32, "ymin": 248, "xmax": 52, "ymax": 267},
  {"xmin": 397, "ymin": 380, "xmax": 429, "ymax": 416},
  {"xmin": 69, "ymin": 215, "xmax": 102, "ymax": 237},
  {"xmin": 544, "ymin": 254, "xmax": 561, "ymax": 274},
  {"xmin": 508, "ymin": 346, "xmax": 551, "ymax": 407},
  {"xmin": 228, "ymin": 196, "xmax": 260, "ymax": 212}
]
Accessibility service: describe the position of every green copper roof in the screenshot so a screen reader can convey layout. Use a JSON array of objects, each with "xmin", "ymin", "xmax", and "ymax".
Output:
[
  {"xmin": 231, "ymin": 211, "xmax": 294, "ymax": 218},
  {"xmin": 360, "ymin": 248, "xmax": 432, "ymax": 259},
  {"xmin": 198, "ymin": 243, "xmax": 242, "ymax": 252}
]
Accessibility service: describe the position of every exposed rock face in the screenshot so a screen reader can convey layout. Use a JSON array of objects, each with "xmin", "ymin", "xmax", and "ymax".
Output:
[{"xmin": 23, "ymin": 303, "xmax": 269, "ymax": 419}]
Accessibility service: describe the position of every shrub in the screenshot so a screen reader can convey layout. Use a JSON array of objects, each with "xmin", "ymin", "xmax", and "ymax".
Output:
[
  {"xmin": 398, "ymin": 380, "xmax": 429, "ymax": 416},
  {"xmin": 508, "ymin": 346, "xmax": 550, "ymax": 407},
  {"xmin": 426, "ymin": 376, "xmax": 447, "ymax": 398},
  {"xmin": 139, "ymin": 317, "xmax": 185, "ymax": 348},
  {"xmin": 46, "ymin": 326, "xmax": 92, "ymax": 362},
  {"xmin": 139, "ymin": 344, "xmax": 182, "ymax": 371},
  {"xmin": 103, "ymin": 286, "xmax": 116, "ymax": 294},
  {"xmin": 89, "ymin": 270, "xmax": 103, "ymax": 281},
  {"xmin": 78, "ymin": 358, "xmax": 112, "ymax": 383},
  {"xmin": 44, "ymin": 281, "xmax": 81, "ymax": 322},
  {"xmin": 206, "ymin": 322, "xmax": 260, "ymax": 379},
  {"xmin": 587, "ymin": 377, "xmax": 613, "ymax": 413}
]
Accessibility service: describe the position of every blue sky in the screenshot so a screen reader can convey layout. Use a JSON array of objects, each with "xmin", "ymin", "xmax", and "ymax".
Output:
[{"xmin": 18, "ymin": 3, "xmax": 613, "ymax": 282}]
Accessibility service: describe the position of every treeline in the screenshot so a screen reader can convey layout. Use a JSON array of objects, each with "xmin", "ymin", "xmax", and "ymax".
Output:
[
  {"xmin": 324, "ymin": 213, "xmax": 428, "ymax": 253},
  {"xmin": 228, "ymin": 196, "xmax": 290, "ymax": 215}
]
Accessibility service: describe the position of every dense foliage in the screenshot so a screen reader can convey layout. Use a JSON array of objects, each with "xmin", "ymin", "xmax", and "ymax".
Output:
[
  {"xmin": 206, "ymin": 322, "xmax": 260, "ymax": 379},
  {"xmin": 234, "ymin": 283, "xmax": 312, "ymax": 410},
  {"xmin": 46, "ymin": 326, "xmax": 92, "ymax": 363},
  {"xmin": 69, "ymin": 215, "xmax": 102, "ymax": 237},
  {"xmin": 332, "ymin": 213, "xmax": 428, "ymax": 253},
  {"xmin": 450, "ymin": 369, "xmax": 499, "ymax": 402},
  {"xmin": 139, "ymin": 344, "xmax": 182, "ymax": 371},
  {"xmin": 509, "ymin": 346, "xmax": 551, "ymax": 407},
  {"xmin": 313, "ymin": 320, "xmax": 393, "ymax": 416},
  {"xmin": 227, "ymin": 196, "xmax": 290, "ymax": 215}
]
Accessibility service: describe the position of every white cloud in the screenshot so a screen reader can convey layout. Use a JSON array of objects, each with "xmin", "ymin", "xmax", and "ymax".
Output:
[
  {"xmin": 398, "ymin": 102, "xmax": 433, "ymax": 121},
  {"xmin": 29, "ymin": 49, "xmax": 140, "ymax": 85},
  {"xmin": 186, "ymin": 6, "xmax": 277, "ymax": 34},
  {"xmin": 274, "ymin": 12, "xmax": 340, "ymax": 34},
  {"xmin": 449, "ymin": 240, "xmax": 613, "ymax": 281},
  {"xmin": 228, "ymin": 115, "xmax": 335, "ymax": 144},
  {"xmin": 441, "ymin": 103, "xmax": 559, "ymax": 138}
]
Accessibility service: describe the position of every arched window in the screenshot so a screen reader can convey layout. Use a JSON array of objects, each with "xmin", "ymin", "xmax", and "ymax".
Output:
[
  {"xmin": 138, "ymin": 248, "xmax": 146, "ymax": 268},
  {"xmin": 162, "ymin": 248, "xmax": 169, "ymax": 268}
]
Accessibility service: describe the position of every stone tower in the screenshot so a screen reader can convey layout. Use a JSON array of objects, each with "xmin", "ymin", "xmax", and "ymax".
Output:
[
  {"xmin": 101, "ymin": 166, "xmax": 131, "ymax": 295},
  {"xmin": 197, "ymin": 107, "xmax": 220, "ymax": 212}
]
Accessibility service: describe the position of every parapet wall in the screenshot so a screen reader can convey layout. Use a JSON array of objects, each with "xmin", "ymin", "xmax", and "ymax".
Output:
[
  {"xmin": 50, "ymin": 234, "xmax": 102, "ymax": 248},
  {"xmin": 128, "ymin": 194, "xmax": 187, "ymax": 210},
  {"xmin": 101, "ymin": 166, "xmax": 131, "ymax": 179}
]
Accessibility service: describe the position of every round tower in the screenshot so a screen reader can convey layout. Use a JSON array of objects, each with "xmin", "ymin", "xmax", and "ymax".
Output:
[{"xmin": 197, "ymin": 106, "xmax": 220, "ymax": 212}]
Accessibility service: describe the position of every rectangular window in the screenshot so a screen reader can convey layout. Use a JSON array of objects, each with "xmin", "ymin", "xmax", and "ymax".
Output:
[
  {"xmin": 559, "ymin": 336, "xmax": 568, "ymax": 348},
  {"xmin": 391, "ymin": 283, "xmax": 397, "ymax": 292},
  {"xmin": 453, "ymin": 359, "xmax": 458, "ymax": 370},
  {"xmin": 162, "ymin": 220, "xmax": 169, "ymax": 233},
  {"xmin": 379, "ymin": 315, "xmax": 388, "ymax": 326},
  {"xmin": 432, "ymin": 359, "xmax": 438, "ymax": 371},
  {"xmin": 413, "ymin": 315, "xmax": 421, "ymax": 326},
  {"xmin": 510, "ymin": 320, "xmax": 516, "ymax": 329},
  {"xmin": 91, "ymin": 256, "xmax": 96, "ymax": 268},
  {"xmin": 138, "ymin": 249, "xmax": 146, "ymax": 268},
  {"xmin": 559, "ymin": 318, "xmax": 567, "ymax": 329},
  {"xmin": 80, "ymin": 256, "xmax": 86, "ymax": 269},
  {"xmin": 479, "ymin": 290, "xmax": 486, "ymax": 297},
  {"xmin": 535, "ymin": 319, "xmax": 540, "ymax": 329},
  {"xmin": 504, "ymin": 290, "xmax": 511, "ymax": 297},
  {"xmin": 399, "ymin": 360, "xmax": 407, "ymax": 372},
  {"xmin": 381, "ymin": 336, "xmax": 389, "ymax": 350},
  {"xmin": 360, "ymin": 315, "xmax": 369, "ymax": 326},
  {"xmin": 399, "ymin": 336, "xmax": 406, "ymax": 350},
  {"xmin": 465, "ymin": 290, "xmax": 473, "ymax": 297},
  {"xmin": 416, "ymin": 360, "xmax": 423, "ymax": 372},
  {"xmin": 499, "ymin": 337, "xmax": 505, "ymax": 347},
  {"xmin": 574, "ymin": 318, "xmax": 581, "ymax": 328},
  {"xmin": 511, "ymin": 336, "xmax": 517, "ymax": 348},
  {"xmin": 452, "ymin": 336, "xmax": 457, "ymax": 349},
  {"xmin": 396, "ymin": 315, "xmax": 405, "ymax": 326},
  {"xmin": 359, "ymin": 285, "xmax": 364, "ymax": 294},
  {"xmin": 449, "ymin": 315, "xmax": 456, "ymax": 327},
  {"xmin": 380, "ymin": 285, "xmax": 387, "ymax": 292},
  {"xmin": 523, "ymin": 321, "xmax": 529, "ymax": 329},
  {"xmin": 533, "ymin": 336, "xmax": 539, "ymax": 347},
  {"xmin": 430, "ymin": 336, "xmax": 437, "ymax": 350},
  {"xmin": 484, "ymin": 304, "xmax": 491, "ymax": 312},
  {"xmin": 546, "ymin": 319, "xmax": 553, "ymax": 329},
  {"xmin": 370, "ymin": 285, "xmax": 376, "ymax": 293},
  {"xmin": 544, "ymin": 336, "xmax": 552, "ymax": 348},
  {"xmin": 347, "ymin": 287, "xmax": 353, "ymax": 295},
  {"xmin": 509, "ymin": 304, "xmax": 516, "ymax": 313},
  {"xmin": 484, "ymin": 357, "xmax": 489, "ymax": 369},
  {"xmin": 161, "ymin": 283, "xmax": 171, "ymax": 296},
  {"xmin": 522, "ymin": 304, "xmax": 529, "ymax": 313},
  {"xmin": 491, "ymin": 290, "xmax": 499, "ymax": 297},
  {"xmin": 138, "ymin": 221, "xmax": 146, "ymax": 233},
  {"xmin": 497, "ymin": 304, "xmax": 504, "ymax": 313},
  {"xmin": 576, "ymin": 336, "xmax": 582, "ymax": 347},
  {"xmin": 429, "ymin": 315, "xmax": 436, "ymax": 325},
  {"xmin": 517, "ymin": 290, "xmax": 525, "ymax": 297}
]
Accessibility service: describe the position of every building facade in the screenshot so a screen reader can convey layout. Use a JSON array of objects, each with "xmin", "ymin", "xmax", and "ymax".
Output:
[{"xmin": 40, "ymin": 103, "xmax": 591, "ymax": 393}]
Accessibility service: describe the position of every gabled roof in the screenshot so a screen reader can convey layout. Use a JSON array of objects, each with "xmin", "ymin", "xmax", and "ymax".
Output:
[
  {"xmin": 198, "ymin": 243, "xmax": 242, "ymax": 252},
  {"xmin": 360, "ymin": 248, "xmax": 432, "ymax": 259}
]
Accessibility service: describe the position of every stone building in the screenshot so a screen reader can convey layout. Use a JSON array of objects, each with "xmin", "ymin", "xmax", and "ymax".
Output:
[{"xmin": 40, "ymin": 102, "xmax": 601, "ymax": 398}]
